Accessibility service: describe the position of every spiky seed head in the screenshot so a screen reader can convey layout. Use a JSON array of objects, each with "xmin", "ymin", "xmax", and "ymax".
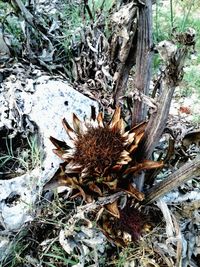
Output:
[
  {"xmin": 73, "ymin": 126, "xmax": 126, "ymax": 176},
  {"xmin": 48, "ymin": 106, "xmax": 163, "ymax": 214}
]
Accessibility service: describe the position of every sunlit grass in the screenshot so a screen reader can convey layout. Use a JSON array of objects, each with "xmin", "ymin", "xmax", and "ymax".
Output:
[{"xmin": 0, "ymin": 134, "xmax": 43, "ymax": 175}]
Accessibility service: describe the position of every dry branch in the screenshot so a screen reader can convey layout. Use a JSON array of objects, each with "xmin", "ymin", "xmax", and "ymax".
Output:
[
  {"xmin": 139, "ymin": 47, "xmax": 189, "ymax": 160},
  {"xmin": 144, "ymin": 156, "xmax": 200, "ymax": 204},
  {"xmin": 131, "ymin": 0, "xmax": 153, "ymax": 125}
]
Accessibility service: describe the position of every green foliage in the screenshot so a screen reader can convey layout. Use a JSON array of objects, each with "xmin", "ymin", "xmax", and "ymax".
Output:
[
  {"xmin": 153, "ymin": 0, "xmax": 200, "ymax": 70},
  {"xmin": 179, "ymin": 85, "xmax": 193, "ymax": 98},
  {"xmin": 152, "ymin": 54, "xmax": 161, "ymax": 74},
  {"xmin": 0, "ymin": 2, "xmax": 9, "ymax": 23},
  {"xmin": 4, "ymin": 16, "xmax": 22, "ymax": 38},
  {"xmin": 153, "ymin": 0, "xmax": 200, "ymax": 42},
  {"xmin": 153, "ymin": 1, "xmax": 172, "ymax": 42},
  {"xmin": 182, "ymin": 66, "xmax": 200, "ymax": 97},
  {"xmin": 41, "ymin": 242, "xmax": 79, "ymax": 266},
  {"xmin": 27, "ymin": 135, "xmax": 44, "ymax": 169},
  {"xmin": 88, "ymin": 0, "xmax": 115, "ymax": 15},
  {"xmin": 0, "ymin": 134, "xmax": 43, "ymax": 174},
  {"xmin": 61, "ymin": 1, "xmax": 85, "ymax": 63},
  {"xmin": 62, "ymin": 0, "xmax": 114, "ymax": 53},
  {"xmin": 0, "ymin": 228, "xmax": 30, "ymax": 267},
  {"xmin": 153, "ymin": 0, "xmax": 200, "ymax": 125},
  {"xmin": 0, "ymin": 2, "xmax": 23, "ymax": 51},
  {"xmin": 184, "ymin": 67, "xmax": 200, "ymax": 89},
  {"xmin": 192, "ymin": 114, "xmax": 200, "ymax": 125},
  {"xmin": 115, "ymin": 247, "xmax": 132, "ymax": 267}
]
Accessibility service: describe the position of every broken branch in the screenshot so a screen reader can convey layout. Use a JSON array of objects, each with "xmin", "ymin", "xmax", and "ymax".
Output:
[{"xmin": 144, "ymin": 156, "xmax": 200, "ymax": 204}]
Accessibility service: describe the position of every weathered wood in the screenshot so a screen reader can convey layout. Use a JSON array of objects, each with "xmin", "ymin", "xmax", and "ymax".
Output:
[
  {"xmin": 132, "ymin": 0, "xmax": 153, "ymax": 126},
  {"xmin": 112, "ymin": 2, "xmax": 138, "ymax": 104},
  {"xmin": 113, "ymin": 0, "xmax": 153, "ymax": 122},
  {"xmin": 139, "ymin": 80, "xmax": 175, "ymax": 159},
  {"xmin": 143, "ymin": 156, "xmax": 200, "ymax": 204},
  {"xmin": 138, "ymin": 46, "xmax": 189, "ymax": 161}
]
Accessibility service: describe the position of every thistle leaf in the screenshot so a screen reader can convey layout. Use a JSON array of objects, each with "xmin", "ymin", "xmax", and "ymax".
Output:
[
  {"xmin": 105, "ymin": 201, "xmax": 120, "ymax": 218},
  {"xmin": 62, "ymin": 118, "xmax": 77, "ymax": 140}
]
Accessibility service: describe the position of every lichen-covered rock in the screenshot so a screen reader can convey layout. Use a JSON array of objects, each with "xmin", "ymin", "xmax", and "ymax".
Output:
[{"xmin": 0, "ymin": 73, "xmax": 98, "ymax": 242}]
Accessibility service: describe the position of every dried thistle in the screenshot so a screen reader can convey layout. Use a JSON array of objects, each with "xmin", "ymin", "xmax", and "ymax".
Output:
[
  {"xmin": 47, "ymin": 107, "xmax": 162, "ymax": 219},
  {"xmin": 99, "ymin": 204, "xmax": 153, "ymax": 247}
]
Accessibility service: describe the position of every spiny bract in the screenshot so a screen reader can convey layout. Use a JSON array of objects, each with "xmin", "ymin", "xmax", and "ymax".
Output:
[{"xmin": 47, "ymin": 107, "xmax": 162, "ymax": 218}]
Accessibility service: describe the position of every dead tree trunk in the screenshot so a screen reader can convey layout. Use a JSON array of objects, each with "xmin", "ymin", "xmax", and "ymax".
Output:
[
  {"xmin": 113, "ymin": 0, "xmax": 153, "ymax": 127},
  {"xmin": 131, "ymin": 0, "xmax": 153, "ymax": 126},
  {"xmin": 139, "ymin": 46, "xmax": 189, "ymax": 160}
]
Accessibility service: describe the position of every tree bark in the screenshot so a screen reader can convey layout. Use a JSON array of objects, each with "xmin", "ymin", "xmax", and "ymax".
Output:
[
  {"xmin": 132, "ymin": 0, "xmax": 153, "ymax": 126},
  {"xmin": 138, "ymin": 47, "xmax": 189, "ymax": 161}
]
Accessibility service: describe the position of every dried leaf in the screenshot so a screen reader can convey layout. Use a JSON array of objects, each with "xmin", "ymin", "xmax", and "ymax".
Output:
[
  {"xmin": 125, "ymin": 160, "xmax": 163, "ymax": 174},
  {"xmin": 105, "ymin": 201, "xmax": 120, "ymax": 218},
  {"xmin": 109, "ymin": 106, "xmax": 121, "ymax": 128},
  {"xmin": 121, "ymin": 183, "xmax": 144, "ymax": 201},
  {"xmin": 62, "ymin": 118, "xmax": 77, "ymax": 140}
]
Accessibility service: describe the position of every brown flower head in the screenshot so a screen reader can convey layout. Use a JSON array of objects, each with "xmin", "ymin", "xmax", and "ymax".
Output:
[
  {"xmin": 99, "ymin": 204, "xmax": 152, "ymax": 246},
  {"xmin": 99, "ymin": 199, "xmax": 164, "ymax": 247},
  {"xmin": 47, "ymin": 107, "xmax": 163, "ymax": 217}
]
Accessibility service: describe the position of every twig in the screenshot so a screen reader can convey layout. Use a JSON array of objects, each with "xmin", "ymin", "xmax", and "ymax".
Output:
[{"xmin": 77, "ymin": 191, "xmax": 125, "ymax": 213}]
